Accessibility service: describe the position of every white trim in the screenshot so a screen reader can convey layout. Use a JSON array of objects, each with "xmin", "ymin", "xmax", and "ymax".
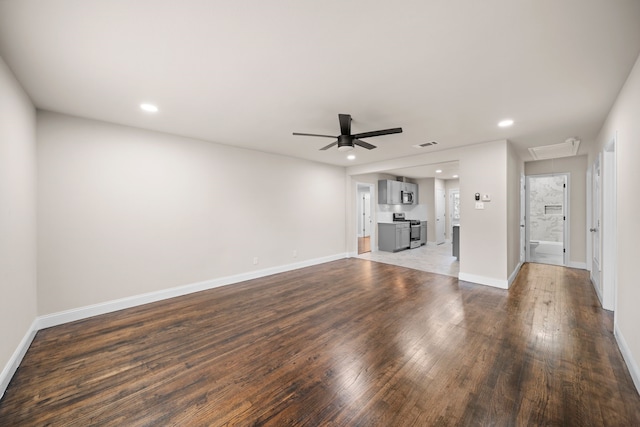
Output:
[
  {"xmin": 508, "ymin": 262, "xmax": 523, "ymax": 287},
  {"xmin": 614, "ymin": 324, "xmax": 640, "ymax": 395},
  {"xmin": 458, "ymin": 272, "xmax": 509, "ymax": 289},
  {"xmin": 567, "ymin": 261, "xmax": 587, "ymax": 270},
  {"xmin": 354, "ymin": 182, "xmax": 375, "ymax": 258},
  {"xmin": 37, "ymin": 252, "xmax": 348, "ymax": 330},
  {"xmin": 3, "ymin": 253, "xmax": 348, "ymax": 398},
  {"xmin": 0, "ymin": 319, "xmax": 39, "ymax": 400},
  {"xmin": 591, "ymin": 276, "xmax": 604, "ymax": 306}
]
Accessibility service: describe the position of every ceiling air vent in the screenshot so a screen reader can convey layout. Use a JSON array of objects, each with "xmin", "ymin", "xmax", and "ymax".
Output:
[
  {"xmin": 413, "ymin": 141, "xmax": 438, "ymax": 149},
  {"xmin": 528, "ymin": 138, "xmax": 580, "ymax": 160}
]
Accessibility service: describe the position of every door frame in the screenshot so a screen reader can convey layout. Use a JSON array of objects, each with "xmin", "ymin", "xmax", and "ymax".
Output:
[
  {"xmin": 525, "ymin": 173, "xmax": 570, "ymax": 266},
  {"xmin": 587, "ymin": 134, "xmax": 618, "ymax": 312},
  {"xmin": 355, "ymin": 182, "xmax": 375, "ymax": 254},
  {"xmin": 448, "ymin": 188, "xmax": 460, "ymax": 242},
  {"xmin": 435, "ymin": 187, "xmax": 446, "ymax": 244},
  {"xmin": 590, "ymin": 154, "xmax": 602, "ymax": 300}
]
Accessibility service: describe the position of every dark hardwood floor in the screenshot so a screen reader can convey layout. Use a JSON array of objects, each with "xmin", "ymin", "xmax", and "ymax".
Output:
[{"xmin": 1, "ymin": 260, "xmax": 639, "ymax": 426}]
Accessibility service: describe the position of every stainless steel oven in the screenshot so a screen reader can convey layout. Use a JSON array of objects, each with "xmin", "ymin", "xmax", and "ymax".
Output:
[
  {"xmin": 394, "ymin": 213, "xmax": 421, "ymax": 249},
  {"xmin": 409, "ymin": 222, "xmax": 421, "ymax": 248}
]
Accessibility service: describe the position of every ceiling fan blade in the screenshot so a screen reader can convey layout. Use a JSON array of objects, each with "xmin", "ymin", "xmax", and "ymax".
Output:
[
  {"xmin": 293, "ymin": 132, "xmax": 337, "ymax": 138},
  {"xmin": 338, "ymin": 114, "xmax": 351, "ymax": 135},
  {"xmin": 353, "ymin": 139, "xmax": 377, "ymax": 150},
  {"xmin": 320, "ymin": 141, "xmax": 339, "ymax": 150},
  {"xmin": 352, "ymin": 127, "xmax": 403, "ymax": 139}
]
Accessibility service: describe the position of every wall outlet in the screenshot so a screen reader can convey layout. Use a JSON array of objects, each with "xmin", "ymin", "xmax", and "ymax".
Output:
[
  {"xmin": 252, "ymin": 257, "xmax": 258, "ymax": 265},
  {"xmin": 292, "ymin": 250, "xmax": 298, "ymax": 258},
  {"xmin": 475, "ymin": 202, "xmax": 485, "ymax": 209}
]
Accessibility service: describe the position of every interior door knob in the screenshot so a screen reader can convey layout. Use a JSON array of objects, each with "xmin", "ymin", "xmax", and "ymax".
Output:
[{"xmin": 590, "ymin": 228, "xmax": 597, "ymax": 232}]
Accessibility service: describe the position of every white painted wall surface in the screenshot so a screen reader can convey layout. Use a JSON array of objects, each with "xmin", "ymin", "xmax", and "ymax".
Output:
[
  {"xmin": 37, "ymin": 112, "xmax": 347, "ymax": 315},
  {"xmin": 593, "ymin": 52, "xmax": 640, "ymax": 391},
  {"xmin": 0, "ymin": 56, "xmax": 38, "ymax": 390},
  {"xmin": 459, "ymin": 140, "xmax": 509, "ymax": 286}
]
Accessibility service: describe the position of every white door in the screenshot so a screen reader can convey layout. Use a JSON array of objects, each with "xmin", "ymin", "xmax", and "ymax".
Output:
[
  {"xmin": 436, "ymin": 188, "xmax": 446, "ymax": 244},
  {"xmin": 449, "ymin": 189, "xmax": 460, "ymax": 238},
  {"xmin": 362, "ymin": 192, "xmax": 371, "ymax": 237},
  {"xmin": 591, "ymin": 155, "xmax": 601, "ymax": 295},
  {"xmin": 520, "ymin": 174, "xmax": 526, "ymax": 263}
]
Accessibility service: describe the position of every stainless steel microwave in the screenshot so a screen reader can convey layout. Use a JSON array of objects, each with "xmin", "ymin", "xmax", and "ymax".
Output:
[{"xmin": 402, "ymin": 191, "xmax": 414, "ymax": 204}]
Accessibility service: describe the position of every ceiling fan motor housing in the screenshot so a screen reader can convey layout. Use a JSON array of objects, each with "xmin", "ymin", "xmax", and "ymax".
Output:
[{"xmin": 337, "ymin": 135, "xmax": 354, "ymax": 151}]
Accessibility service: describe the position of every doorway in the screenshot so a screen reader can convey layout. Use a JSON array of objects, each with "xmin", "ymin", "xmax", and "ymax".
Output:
[
  {"xmin": 436, "ymin": 188, "xmax": 446, "ymax": 244},
  {"xmin": 526, "ymin": 174, "xmax": 569, "ymax": 266},
  {"xmin": 449, "ymin": 188, "xmax": 460, "ymax": 240},
  {"xmin": 357, "ymin": 183, "xmax": 374, "ymax": 254},
  {"xmin": 590, "ymin": 137, "xmax": 616, "ymax": 312}
]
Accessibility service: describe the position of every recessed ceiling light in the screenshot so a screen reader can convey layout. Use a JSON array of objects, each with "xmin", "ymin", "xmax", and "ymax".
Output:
[
  {"xmin": 498, "ymin": 119, "xmax": 514, "ymax": 127},
  {"xmin": 140, "ymin": 103, "xmax": 159, "ymax": 113},
  {"xmin": 435, "ymin": 169, "xmax": 442, "ymax": 174},
  {"xmin": 453, "ymin": 174, "xmax": 459, "ymax": 178},
  {"xmin": 347, "ymin": 154, "xmax": 356, "ymax": 160}
]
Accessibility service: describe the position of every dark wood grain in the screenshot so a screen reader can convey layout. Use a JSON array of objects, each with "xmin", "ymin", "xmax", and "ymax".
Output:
[{"xmin": 1, "ymin": 260, "xmax": 639, "ymax": 425}]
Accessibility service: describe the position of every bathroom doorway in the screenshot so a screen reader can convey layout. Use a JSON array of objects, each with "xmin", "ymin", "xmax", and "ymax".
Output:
[{"xmin": 525, "ymin": 174, "xmax": 569, "ymax": 266}]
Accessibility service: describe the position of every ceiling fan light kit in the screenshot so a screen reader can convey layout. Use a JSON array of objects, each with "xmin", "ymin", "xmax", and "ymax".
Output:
[{"xmin": 293, "ymin": 113, "xmax": 402, "ymax": 152}]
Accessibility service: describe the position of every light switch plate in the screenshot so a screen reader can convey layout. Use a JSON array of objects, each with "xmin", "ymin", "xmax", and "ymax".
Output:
[
  {"xmin": 482, "ymin": 194, "xmax": 491, "ymax": 202},
  {"xmin": 475, "ymin": 202, "xmax": 485, "ymax": 209}
]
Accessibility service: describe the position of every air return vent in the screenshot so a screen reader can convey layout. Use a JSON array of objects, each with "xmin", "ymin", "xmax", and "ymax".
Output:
[{"xmin": 413, "ymin": 141, "xmax": 438, "ymax": 149}]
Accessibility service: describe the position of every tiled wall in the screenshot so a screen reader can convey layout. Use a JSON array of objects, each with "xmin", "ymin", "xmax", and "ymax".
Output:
[{"xmin": 529, "ymin": 175, "xmax": 565, "ymax": 242}]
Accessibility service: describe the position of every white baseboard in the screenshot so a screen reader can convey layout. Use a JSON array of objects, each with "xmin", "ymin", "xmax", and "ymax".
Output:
[
  {"xmin": 614, "ymin": 323, "xmax": 640, "ymax": 395},
  {"xmin": 2, "ymin": 252, "xmax": 348, "ymax": 398},
  {"xmin": 0, "ymin": 319, "xmax": 38, "ymax": 400},
  {"xmin": 508, "ymin": 262, "xmax": 523, "ymax": 288},
  {"xmin": 38, "ymin": 252, "xmax": 348, "ymax": 330},
  {"xmin": 568, "ymin": 261, "xmax": 587, "ymax": 270},
  {"xmin": 458, "ymin": 272, "xmax": 509, "ymax": 289},
  {"xmin": 591, "ymin": 276, "xmax": 604, "ymax": 307}
]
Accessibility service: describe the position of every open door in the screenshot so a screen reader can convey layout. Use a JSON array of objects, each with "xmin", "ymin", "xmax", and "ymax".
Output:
[
  {"xmin": 591, "ymin": 155, "xmax": 601, "ymax": 295},
  {"xmin": 526, "ymin": 174, "xmax": 568, "ymax": 266}
]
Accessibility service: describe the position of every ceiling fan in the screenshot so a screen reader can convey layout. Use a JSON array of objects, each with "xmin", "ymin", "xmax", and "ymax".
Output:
[{"xmin": 293, "ymin": 114, "xmax": 403, "ymax": 151}]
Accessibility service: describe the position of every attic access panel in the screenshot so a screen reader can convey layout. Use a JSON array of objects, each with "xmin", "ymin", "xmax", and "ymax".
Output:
[{"xmin": 528, "ymin": 138, "xmax": 580, "ymax": 160}]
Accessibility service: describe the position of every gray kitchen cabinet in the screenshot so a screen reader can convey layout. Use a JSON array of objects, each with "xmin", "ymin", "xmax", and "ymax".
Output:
[
  {"xmin": 420, "ymin": 221, "xmax": 427, "ymax": 245},
  {"xmin": 378, "ymin": 222, "xmax": 410, "ymax": 252},
  {"xmin": 398, "ymin": 225, "xmax": 410, "ymax": 249},
  {"xmin": 378, "ymin": 180, "xmax": 402, "ymax": 205}
]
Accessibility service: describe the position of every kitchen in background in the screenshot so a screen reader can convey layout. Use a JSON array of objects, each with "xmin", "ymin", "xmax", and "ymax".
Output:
[{"xmin": 355, "ymin": 175, "xmax": 460, "ymax": 277}]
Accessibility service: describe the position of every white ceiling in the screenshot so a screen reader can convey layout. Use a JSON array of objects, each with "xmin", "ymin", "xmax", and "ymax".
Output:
[{"xmin": 1, "ymin": 1, "xmax": 640, "ymax": 174}]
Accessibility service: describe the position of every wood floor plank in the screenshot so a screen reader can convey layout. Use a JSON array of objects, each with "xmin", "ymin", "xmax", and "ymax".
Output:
[{"xmin": 1, "ymin": 260, "xmax": 639, "ymax": 425}]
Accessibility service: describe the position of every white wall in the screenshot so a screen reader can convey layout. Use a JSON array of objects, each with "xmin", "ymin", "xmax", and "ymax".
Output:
[
  {"xmin": 0, "ymin": 56, "xmax": 37, "ymax": 394},
  {"xmin": 418, "ymin": 178, "xmax": 436, "ymax": 243},
  {"xmin": 525, "ymin": 155, "xmax": 588, "ymax": 266},
  {"xmin": 593, "ymin": 52, "xmax": 640, "ymax": 391},
  {"xmin": 37, "ymin": 112, "xmax": 347, "ymax": 315},
  {"xmin": 507, "ymin": 142, "xmax": 524, "ymax": 278},
  {"xmin": 458, "ymin": 140, "xmax": 510, "ymax": 287}
]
